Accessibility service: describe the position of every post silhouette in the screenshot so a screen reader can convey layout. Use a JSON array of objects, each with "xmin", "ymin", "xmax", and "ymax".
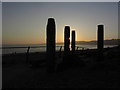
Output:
[
  {"xmin": 46, "ymin": 18, "xmax": 56, "ymax": 73},
  {"xmin": 118, "ymin": 1, "xmax": 120, "ymax": 47},
  {"xmin": 26, "ymin": 46, "xmax": 30, "ymax": 64},
  {"xmin": 71, "ymin": 30, "xmax": 75, "ymax": 53},
  {"xmin": 97, "ymin": 25, "xmax": 104, "ymax": 61},
  {"xmin": 64, "ymin": 26, "xmax": 70, "ymax": 56},
  {"xmin": 59, "ymin": 46, "xmax": 62, "ymax": 58}
]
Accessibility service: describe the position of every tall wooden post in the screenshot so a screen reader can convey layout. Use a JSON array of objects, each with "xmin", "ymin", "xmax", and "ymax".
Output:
[
  {"xmin": 64, "ymin": 26, "xmax": 70, "ymax": 56},
  {"xmin": 46, "ymin": 18, "xmax": 56, "ymax": 73},
  {"xmin": 71, "ymin": 30, "xmax": 75, "ymax": 53},
  {"xmin": 97, "ymin": 25, "xmax": 104, "ymax": 61},
  {"xmin": 118, "ymin": 1, "xmax": 120, "ymax": 60}
]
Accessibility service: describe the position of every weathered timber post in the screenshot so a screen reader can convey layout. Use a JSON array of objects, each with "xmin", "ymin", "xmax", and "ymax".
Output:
[
  {"xmin": 64, "ymin": 26, "xmax": 70, "ymax": 56},
  {"xmin": 71, "ymin": 30, "xmax": 75, "ymax": 53},
  {"xmin": 119, "ymin": 1, "xmax": 120, "ymax": 46},
  {"xmin": 59, "ymin": 46, "xmax": 62, "ymax": 58},
  {"xmin": 46, "ymin": 18, "xmax": 56, "ymax": 73},
  {"xmin": 26, "ymin": 46, "xmax": 30, "ymax": 64},
  {"xmin": 97, "ymin": 25, "xmax": 104, "ymax": 61}
]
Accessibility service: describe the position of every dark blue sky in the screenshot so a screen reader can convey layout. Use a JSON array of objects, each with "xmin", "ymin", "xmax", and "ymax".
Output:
[{"xmin": 2, "ymin": 2, "xmax": 118, "ymax": 44}]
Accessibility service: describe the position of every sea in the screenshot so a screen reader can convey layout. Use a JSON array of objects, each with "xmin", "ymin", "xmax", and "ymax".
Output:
[{"xmin": 1, "ymin": 44, "xmax": 118, "ymax": 55}]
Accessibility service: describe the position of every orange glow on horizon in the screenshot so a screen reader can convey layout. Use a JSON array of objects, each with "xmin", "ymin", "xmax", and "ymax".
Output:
[{"xmin": 3, "ymin": 38, "xmax": 118, "ymax": 45}]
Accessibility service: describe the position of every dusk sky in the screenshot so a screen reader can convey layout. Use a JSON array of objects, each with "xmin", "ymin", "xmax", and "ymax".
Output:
[{"xmin": 2, "ymin": 2, "xmax": 118, "ymax": 45}]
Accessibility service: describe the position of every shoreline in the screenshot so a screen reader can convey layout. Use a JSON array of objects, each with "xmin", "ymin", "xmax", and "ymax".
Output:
[
  {"xmin": 1, "ymin": 45, "xmax": 118, "ymax": 55},
  {"xmin": 2, "ymin": 46, "xmax": 118, "ymax": 66},
  {"xmin": 2, "ymin": 46, "xmax": 117, "ymax": 55}
]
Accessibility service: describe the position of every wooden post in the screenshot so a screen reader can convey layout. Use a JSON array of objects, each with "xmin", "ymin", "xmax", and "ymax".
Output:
[
  {"xmin": 59, "ymin": 46, "xmax": 62, "ymax": 58},
  {"xmin": 26, "ymin": 46, "xmax": 30, "ymax": 64},
  {"xmin": 71, "ymin": 30, "xmax": 75, "ymax": 53},
  {"xmin": 64, "ymin": 26, "xmax": 70, "ymax": 56},
  {"xmin": 97, "ymin": 25, "xmax": 104, "ymax": 61},
  {"xmin": 46, "ymin": 18, "xmax": 56, "ymax": 73},
  {"xmin": 118, "ymin": 1, "xmax": 120, "ymax": 59}
]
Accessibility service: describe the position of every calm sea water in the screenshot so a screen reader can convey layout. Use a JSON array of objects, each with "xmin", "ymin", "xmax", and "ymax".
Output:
[{"xmin": 1, "ymin": 44, "xmax": 117, "ymax": 55}]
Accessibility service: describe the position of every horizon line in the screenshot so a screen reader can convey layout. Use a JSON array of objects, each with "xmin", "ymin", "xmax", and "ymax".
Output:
[{"xmin": 2, "ymin": 38, "xmax": 119, "ymax": 45}]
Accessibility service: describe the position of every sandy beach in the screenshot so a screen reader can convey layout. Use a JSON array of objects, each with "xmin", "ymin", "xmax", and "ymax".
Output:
[{"xmin": 2, "ymin": 46, "xmax": 120, "ymax": 88}]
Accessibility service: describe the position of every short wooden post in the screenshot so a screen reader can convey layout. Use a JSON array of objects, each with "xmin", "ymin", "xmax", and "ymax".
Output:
[
  {"xmin": 97, "ymin": 25, "xmax": 104, "ymax": 61},
  {"xmin": 71, "ymin": 30, "xmax": 75, "ymax": 53},
  {"xmin": 64, "ymin": 26, "xmax": 70, "ymax": 56},
  {"xmin": 26, "ymin": 46, "xmax": 30, "ymax": 64},
  {"xmin": 59, "ymin": 46, "xmax": 62, "ymax": 58}
]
